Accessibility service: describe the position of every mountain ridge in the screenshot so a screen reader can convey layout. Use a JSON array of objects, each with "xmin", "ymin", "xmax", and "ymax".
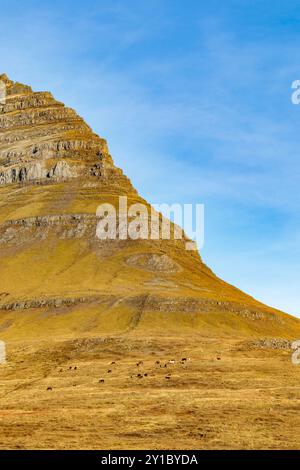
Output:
[{"xmin": 0, "ymin": 73, "xmax": 299, "ymax": 340}]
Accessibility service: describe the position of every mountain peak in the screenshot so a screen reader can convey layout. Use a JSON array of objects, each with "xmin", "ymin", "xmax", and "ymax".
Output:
[
  {"xmin": 0, "ymin": 75, "xmax": 299, "ymax": 340},
  {"xmin": 0, "ymin": 76, "xmax": 131, "ymax": 189},
  {"xmin": 0, "ymin": 73, "xmax": 10, "ymax": 83},
  {"xmin": 0, "ymin": 73, "xmax": 32, "ymax": 95}
]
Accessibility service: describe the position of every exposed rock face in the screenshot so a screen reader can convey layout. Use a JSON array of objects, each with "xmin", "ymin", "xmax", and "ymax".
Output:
[
  {"xmin": 0, "ymin": 159, "xmax": 78, "ymax": 184},
  {"xmin": 126, "ymin": 253, "xmax": 181, "ymax": 273},
  {"xmin": 0, "ymin": 214, "xmax": 98, "ymax": 245},
  {"xmin": 0, "ymin": 73, "xmax": 131, "ymax": 188},
  {"xmin": 0, "ymin": 73, "xmax": 299, "ymax": 340},
  {"xmin": 237, "ymin": 338, "xmax": 292, "ymax": 351}
]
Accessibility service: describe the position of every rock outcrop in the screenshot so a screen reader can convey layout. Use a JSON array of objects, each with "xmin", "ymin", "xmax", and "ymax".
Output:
[{"xmin": 0, "ymin": 73, "xmax": 131, "ymax": 189}]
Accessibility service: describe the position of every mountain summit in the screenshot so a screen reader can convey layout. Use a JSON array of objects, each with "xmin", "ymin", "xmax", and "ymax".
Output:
[{"xmin": 0, "ymin": 74, "xmax": 298, "ymax": 340}]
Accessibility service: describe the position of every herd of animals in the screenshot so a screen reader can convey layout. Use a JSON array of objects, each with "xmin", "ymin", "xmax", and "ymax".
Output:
[
  {"xmin": 44, "ymin": 357, "xmax": 206, "ymax": 391},
  {"xmin": 44, "ymin": 354, "xmax": 225, "ymax": 391},
  {"xmin": 128, "ymin": 357, "xmax": 192, "ymax": 381}
]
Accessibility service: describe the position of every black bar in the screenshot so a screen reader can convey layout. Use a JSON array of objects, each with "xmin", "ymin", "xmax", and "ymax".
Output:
[{"xmin": 0, "ymin": 450, "xmax": 299, "ymax": 466}]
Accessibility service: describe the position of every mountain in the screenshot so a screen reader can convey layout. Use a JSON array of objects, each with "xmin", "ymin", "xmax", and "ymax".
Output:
[{"xmin": 0, "ymin": 73, "xmax": 299, "ymax": 341}]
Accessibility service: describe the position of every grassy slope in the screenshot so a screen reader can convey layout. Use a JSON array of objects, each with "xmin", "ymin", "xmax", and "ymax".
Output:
[{"xmin": 0, "ymin": 179, "xmax": 299, "ymax": 341}]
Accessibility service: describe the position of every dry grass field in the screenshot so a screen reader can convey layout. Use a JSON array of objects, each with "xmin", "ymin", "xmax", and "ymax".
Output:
[{"xmin": 0, "ymin": 331, "xmax": 299, "ymax": 450}]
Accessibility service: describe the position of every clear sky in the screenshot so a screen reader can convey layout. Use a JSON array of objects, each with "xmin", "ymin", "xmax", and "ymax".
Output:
[{"xmin": 1, "ymin": 0, "xmax": 300, "ymax": 316}]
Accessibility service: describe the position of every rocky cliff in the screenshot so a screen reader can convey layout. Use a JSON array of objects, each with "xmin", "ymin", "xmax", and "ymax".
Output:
[{"xmin": 0, "ymin": 73, "xmax": 131, "ymax": 188}]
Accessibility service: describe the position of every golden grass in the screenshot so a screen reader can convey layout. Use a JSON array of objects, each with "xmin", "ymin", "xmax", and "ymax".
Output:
[{"xmin": 0, "ymin": 333, "xmax": 299, "ymax": 450}]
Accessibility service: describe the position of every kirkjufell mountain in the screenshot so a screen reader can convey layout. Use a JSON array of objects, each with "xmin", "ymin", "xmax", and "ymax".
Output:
[{"xmin": 0, "ymin": 73, "xmax": 299, "ymax": 340}]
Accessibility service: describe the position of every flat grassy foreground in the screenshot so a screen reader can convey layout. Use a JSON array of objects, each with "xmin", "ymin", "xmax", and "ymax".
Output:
[{"xmin": 0, "ymin": 333, "xmax": 299, "ymax": 450}]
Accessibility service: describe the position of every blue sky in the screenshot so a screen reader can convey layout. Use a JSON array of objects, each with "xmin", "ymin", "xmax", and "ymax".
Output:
[{"xmin": 1, "ymin": 0, "xmax": 300, "ymax": 315}]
